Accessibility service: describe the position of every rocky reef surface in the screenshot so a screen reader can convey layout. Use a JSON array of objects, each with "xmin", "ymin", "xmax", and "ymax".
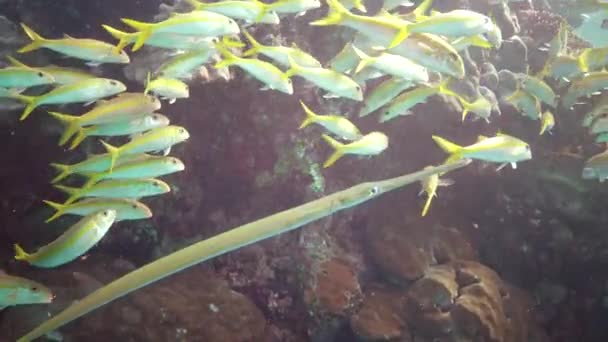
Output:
[{"xmin": 2, "ymin": 0, "xmax": 608, "ymax": 341}]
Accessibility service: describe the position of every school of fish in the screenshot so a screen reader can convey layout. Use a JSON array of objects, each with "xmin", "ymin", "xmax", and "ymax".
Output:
[{"xmin": 3, "ymin": 0, "xmax": 608, "ymax": 328}]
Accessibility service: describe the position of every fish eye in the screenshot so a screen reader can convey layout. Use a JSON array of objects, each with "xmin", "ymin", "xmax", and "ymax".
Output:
[
  {"xmin": 369, "ymin": 186, "xmax": 380, "ymax": 196},
  {"xmin": 110, "ymin": 80, "xmax": 118, "ymax": 86},
  {"xmin": 37, "ymin": 72, "xmax": 44, "ymax": 77},
  {"xmin": 103, "ymin": 210, "xmax": 109, "ymax": 216},
  {"xmin": 171, "ymin": 159, "xmax": 178, "ymax": 164},
  {"xmin": 31, "ymin": 286, "xmax": 38, "ymax": 291},
  {"xmin": 132, "ymin": 204, "xmax": 138, "ymax": 209},
  {"xmin": 356, "ymin": 85, "xmax": 361, "ymax": 90},
  {"xmin": 179, "ymin": 128, "xmax": 186, "ymax": 134}
]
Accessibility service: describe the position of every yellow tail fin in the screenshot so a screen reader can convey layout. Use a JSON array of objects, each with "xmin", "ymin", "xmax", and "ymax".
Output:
[
  {"xmin": 102, "ymin": 24, "xmax": 134, "ymax": 52},
  {"xmin": 214, "ymin": 44, "xmax": 238, "ymax": 69},
  {"xmin": 100, "ymin": 140, "xmax": 119, "ymax": 172},
  {"xmin": 322, "ymin": 134, "xmax": 345, "ymax": 168},
  {"xmin": 49, "ymin": 163, "xmax": 71, "ymax": 184},
  {"xmin": 121, "ymin": 18, "xmax": 152, "ymax": 51},
  {"xmin": 299, "ymin": 101, "xmax": 318, "ymax": 129},
  {"xmin": 388, "ymin": 25, "xmax": 410, "ymax": 49},
  {"xmin": 43, "ymin": 200, "xmax": 65, "ymax": 223},
  {"xmin": 352, "ymin": 46, "xmax": 374, "ymax": 74},
  {"xmin": 48, "ymin": 111, "xmax": 80, "ymax": 146},
  {"xmin": 242, "ymin": 30, "xmax": 263, "ymax": 57},
  {"xmin": 14, "ymin": 244, "xmax": 31, "ymax": 261},
  {"xmin": 18, "ymin": 23, "xmax": 46, "ymax": 53},
  {"xmin": 431, "ymin": 135, "xmax": 462, "ymax": 155},
  {"xmin": 69, "ymin": 127, "xmax": 93, "ymax": 150}
]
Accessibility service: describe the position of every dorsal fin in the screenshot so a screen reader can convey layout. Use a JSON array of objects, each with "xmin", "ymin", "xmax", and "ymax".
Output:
[{"xmin": 63, "ymin": 34, "xmax": 76, "ymax": 39}]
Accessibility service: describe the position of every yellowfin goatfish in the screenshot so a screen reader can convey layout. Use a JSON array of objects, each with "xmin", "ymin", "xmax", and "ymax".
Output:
[
  {"xmin": 352, "ymin": 32, "xmax": 465, "ymax": 79},
  {"xmin": 121, "ymin": 11, "xmax": 240, "ymax": 51},
  {"xmin": 102, "ymin": 25, "xmax": 218, "ymax": 52},
  {"xmin": 380, "ymin": 80, "xmax": 454, "ymax": 123},
  {"xmin": 432, "ymin": 133, "xmax": 532, "ymax": 169},
  {"xmin": 517, "ymin": 74, "xmax": 557, "ymax": 107},
  {"xmin": 360, "ymin": 78, "xmax": 414, "ymax": 117},
  {"xmin": 186, "ymin": 0, "xmax": 280, "ymax": 24},
  {"xmin": 0, "ymin": 271, "xmax": 53, "ymax": 309},
  {"xmin": 43, "ymin": 198, "xmax": 151, "ymax": 223},
  {"xmin": 56, "ymin": 178, "xmax": 171, "ymax": 205},
  {"xmin": 15, "ymin": 210, "xmax": 117, "ymax": 268},
  {"xmin": 49, "ymin": 92, "xmax": 161, "ymax": 146},
  {"xmin": 49, "ymin": 153, "xmax": 155, "ymax": 184},
  {"xmin": 242, "ymin": 31, "xmax": 321, "ymax": 68},
  {"xmin": 419, "ymin": 166, "xmax": 453, "ymax": 217},
  {"xmin": 18, "ymin": 24, "xmax": 129, "ymax": 66},
  {"xmin": 101, "ymin": 125, "xmax": 190, "ymax": 171},
  {"xmin": 582, "ymin": 96, "xmax": 608, "ymax": 127},
  {"xmin": 83, "ymin": 156, "xmax": 185, "ymax": 186},
  {"xmin": 540, "ymin": 111, "xmax": 555, "ymax": 135},
  {"xmin": 157, "ymin": 48, "xmax": 218, "ymax": 80},
  {"xmin": 390, "ymin": 10, "xmax": 496, "ymax": 48},
  {"xmin": 504, "ymin": 89, "xmax": 541, "ymax": 120},
  {"xmin": 286, "ymin": 55, "xmax": 362, "ymax": 100},
  {"xmin": 561, "ymin": 71, "xmax": 608, "ymax": 109},
  {"xmin": 582, "ymin": 149, "xmax": 608, "ymax": 182},
  {"xmin": 299, "ymin": 101, "xmax": 361, "ymax": 140},
  {"xmin": 352, "ymin": 46, "xmax": 429, "ymax": 83},
  {"xmin": 0, "ymin": 63, "xmax": 55, "ymax": 88},
  {"xmin": 68, "ymin": 113, "xmax": 170, "ymax": 150},
  {"xmin": 322, "ymin": 132, "xmax": 389, "ymax": 168},
  {"xmin": 265, "ymin": 0, "xmax": 321, "ymax": 16},
  {"xmin": 6, "ymin": 56, "xmax": 95, "ymax": 85},
  {"xmin": 215, "ymin": 44, "xmax": 293, "ymax": 94},
  {"xmin": 145, "ymin": 76, "xmax": 190, "ymax": 104},
  {"xmin": 540, "ymin": 55, "xmax": 583, "ymax": 84},
  {"xmin": 14, "ymin": 78, "xmax": 126, "ymax": 121}
]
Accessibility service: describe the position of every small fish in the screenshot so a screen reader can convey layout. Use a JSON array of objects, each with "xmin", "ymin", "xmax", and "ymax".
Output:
[
  {"xmin": 265, "ymin": 0, "xmax": 321, "ymax": 16},
  {"xmin": 157, "ymin": 49, "xmax": 217, "ymax": 80},
  {"xmin": 102, "ymin": 25, "xmax": 218, "ymax": 52},
  {"xmin": 19, "ymin": 24, "xmax": 129, "ymax": 66},
  {"xmin": 352, "ymin": 46, "xmax": 429, "ymax": 83},
  {"xmin": 540, "ymin": 55, "xmax": 583, "ymax": 83},
  {"xmin": 15, "ymin": 210, "xmax": 117, "ymax": 268},
  {"xmin": 101, "ymin": 125, "xmax": 190, "ymax": 171},
  {"xmin": 451, "ymin": 91, "xmax": 493, "ymax": 122},
  {"xmin": 517, "ymin": 74, "xmax": 557, "ymax": 107},
  {"xmin": 390, "ymin": 9, "xmax": 495, "ymax": 49},
  {"xmin": 6, "ymin": 56, "xmax": 96, "ymax": 85},
  {"xmin": 83, "ymin": 156, "xmax": 185, "ymax": 187},
  {"xmin": 0, "ymin": 63, "xmax": 55, "ymax": 89},
  {"xmin": 0, "ymin": 271, "xmax": 53, "ymax": 308},
  {"xmin": 322, "ymin": 131, "xmax": 389, "ymax": 168},
  {"xmin": 145, "ymin": 76, "xmax": 190, "ymax": 104},
  {"xmin": 215, "ymin": 44, "xmax": 293, "ymax": 94},
  {"xmin": 419, "ymin": 166, "xmax": 453, "ymax": 217},
  {"xmin": 380, "ymin": 80, "xmax": 454, "ymax": 123},
  {"xmin": 359, "ymin": 77, "xmax": 414, "ymax": 117},
  {"xmin": 68, "ymin": 113, "xmax": 171, "ymax": 150},
  {"xmin": 539, "ymin": 111, "xmax": 555, "ymax": 135},
  {"xmin": 591, "ymin": 116, "xmax": 608, "ymax": 134},
  {"xmin": 49, "ymin": 153, "xmax": 154, "ymax": 184},
  {"xmin": 242, "ymin": 31, "xmax": 321, "ymax": 68},
  {"xmin": 121, "ymin": 11, "xmax": 240, "ymax": 51},
  {"xmin": 561, "ymin": 71, "xmax": 608, "ymax": 109},
  {"xmin": 14, "ymin": 78, "xmax": 126, "ymax": 120},
  {"xmin": 583, "ymin": 96, "xmax": 608, "ymax": 127},
  {"xmin": 49, "ymin": 92, "xmax": 161, "ymax": 146},
  {"xmin": 286, "ymin": 55, "xmax": 362, "ymax": 100},
  {"xmin": 432, "ymin": 133, "xmax": 532, "ymax": 169},
  {"xmin": 186, "ymin": 0, "xmax": 280, "ymax": 24},
  {"xmin": 299, "ymin": 101, "xmax": 361, "ymax": 140},
  {"xmin": 504, "ymin": 89, "xmax": 541, "ymax": 120},
  {"xmin": 582, "ymin": 149, "xmax": 608, "ymax": 182},
  {"xmin": 43, "ymin": 198, "xmax": 151, "ymax": 223},
  {"xmin": 55, "ymin": 178, "xmax": 171, "ymax": 205}
]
